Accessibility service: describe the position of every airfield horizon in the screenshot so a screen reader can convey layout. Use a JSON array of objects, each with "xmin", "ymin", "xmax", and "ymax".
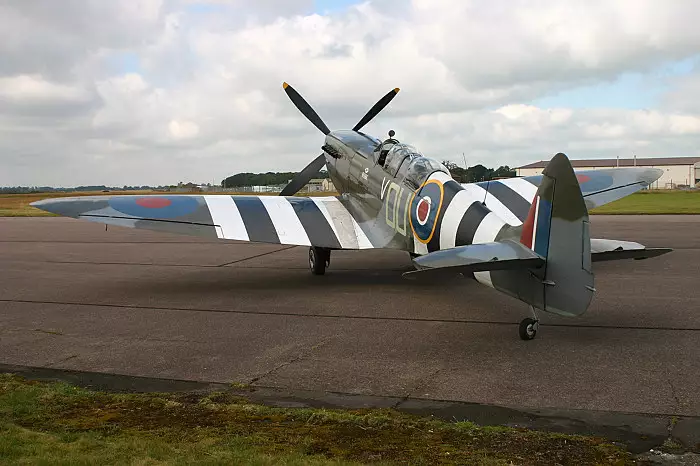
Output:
[{"xmin": 1, "ymin": 189, "xmax": 699, "ymax": 217}]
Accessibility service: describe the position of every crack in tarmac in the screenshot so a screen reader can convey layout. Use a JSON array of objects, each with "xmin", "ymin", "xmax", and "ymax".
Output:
[
  {"xmin": 248, "ymin": 337, "xmax": 333, "ymax": 385},
  {"xmin": 392, "ymin": 366, "xmax": 446, "ymax": 410},
  {"xmin": 2, "ymin": 298, "xmax": 699, "ymax": 331},
  {"xmin": 667, "ymin": 378, "xmax": 682, "ymax": 414},
  {"xmin": 45, "ymin": 354, "xmax": 78, "ymax": 367},
  {"xmin": 2, "ymin": 326, "xmax": 212, "ymax": 346},
  {"xmin": 216, "ymin": 245, "xmax": 297, "ymax": 267}
]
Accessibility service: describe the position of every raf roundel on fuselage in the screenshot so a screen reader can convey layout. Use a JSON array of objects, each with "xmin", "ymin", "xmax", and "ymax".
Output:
[{"xmin": 409, "ymin": 180, "xmax": 444, "ymax": 243}]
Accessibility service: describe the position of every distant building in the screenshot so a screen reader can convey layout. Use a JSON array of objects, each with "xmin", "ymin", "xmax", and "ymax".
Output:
[
  {"xmin": 516, "ymin": 156, "xmax": 700, "ymax": 189},
  {"xmin": 198, "ymin": 184, "xmax": 221, "ymax": 192},
  {"xmin": 219, "ymin": 179, "xmax": 335, "ymax": 193},
  {"xmin": 306, "ymin": 178, "xmax": 334, "ymax": 192},
  {"xmin": 171, "ymin": 182, "xmax": 202, "ymax": 193}
]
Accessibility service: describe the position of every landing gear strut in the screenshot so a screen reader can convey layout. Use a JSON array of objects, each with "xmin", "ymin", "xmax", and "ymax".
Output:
[
  {"xmin": 519, "ymin": 306, "xmax": 540, "ymax": 341},
  {"xmin": 309, "ymin": 247, "xmax": 331, "ymax": 275}
]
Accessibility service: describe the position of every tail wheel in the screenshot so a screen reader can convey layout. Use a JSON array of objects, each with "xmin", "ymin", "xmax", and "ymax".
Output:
[
  {"xmin": 519, "ymin": 318, "xmax": 539, "ymax": 341},
  {"xmin": 309, "ymin": 247, "xmax": 329, "ymax": 275}
]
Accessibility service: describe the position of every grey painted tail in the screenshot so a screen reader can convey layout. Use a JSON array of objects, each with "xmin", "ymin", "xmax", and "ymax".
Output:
[{"xmin": 492, "ymin": 153, "xmax": 595, "ymax": 316}]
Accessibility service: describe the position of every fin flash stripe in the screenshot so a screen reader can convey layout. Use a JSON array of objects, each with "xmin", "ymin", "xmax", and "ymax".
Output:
[{"xmin": 521, "ymin": 195, "xmax": 552, "ymax": 257}]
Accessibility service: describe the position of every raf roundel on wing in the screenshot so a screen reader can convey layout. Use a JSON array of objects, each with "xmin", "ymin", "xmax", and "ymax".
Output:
[{"xmin": 109, "ymin": 196, "xmax": 200, "ymax": 219}]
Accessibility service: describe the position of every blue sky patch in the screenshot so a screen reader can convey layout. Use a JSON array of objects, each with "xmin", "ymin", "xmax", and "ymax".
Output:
[
  {"xmin": 532, "ymin": 56, "xmax": 699, "ymax": 109},
  {"xmin": 107, "ymin": 51, "xmax": 141, "ymax": 75},
  {"xmin": 315, "ymin": 0, "xmax": 360, "ymax": 14}
]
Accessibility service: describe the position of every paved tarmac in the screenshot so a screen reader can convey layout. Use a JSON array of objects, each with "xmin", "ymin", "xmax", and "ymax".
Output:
[{"xmin": 1, "ymin": 216, "xmax": 699, "ymax": 450}]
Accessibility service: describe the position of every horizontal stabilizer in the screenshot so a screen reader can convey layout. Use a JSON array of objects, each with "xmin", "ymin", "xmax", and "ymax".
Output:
[
  {"xmin": 404, "ymin": 239, "xmax": 544, "ymax": 278},
  {"xmin": 591, "ymin": 239, "xmax": 672, "ymax": 262}
]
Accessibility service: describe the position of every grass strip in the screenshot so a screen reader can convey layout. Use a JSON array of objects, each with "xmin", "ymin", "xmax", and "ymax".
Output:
[
  {"xmin": 0, "ymin": 374, "xmax": 633, "ymax": 465},
  {"xmin": 589, "ymin": 190, "xmax": 700, "ymax": 214}
]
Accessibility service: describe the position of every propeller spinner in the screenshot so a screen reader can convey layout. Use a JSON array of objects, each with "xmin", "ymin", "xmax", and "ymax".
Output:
[{"xmin": 279, "ymin": 83, "xmax": 400, "ymax": 196}]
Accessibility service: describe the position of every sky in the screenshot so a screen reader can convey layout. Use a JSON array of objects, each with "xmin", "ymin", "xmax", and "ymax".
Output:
[{"xmin": 2, "ymin": 0, "xmax": 700, "ymax": 187}]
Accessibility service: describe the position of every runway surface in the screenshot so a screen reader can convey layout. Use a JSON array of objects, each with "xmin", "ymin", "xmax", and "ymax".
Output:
[{"xmin": 1, "ymin": 215, "xmax": 699, "ymax": 448}]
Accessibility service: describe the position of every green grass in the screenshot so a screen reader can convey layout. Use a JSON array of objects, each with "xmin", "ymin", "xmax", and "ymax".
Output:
[
  {"xmin": 0, "ymin": 374, "xmax": 633, "ymax": 465},
  {"xmin": 590, "ymin": 190, "xmax": 700, "ymax": 214}
]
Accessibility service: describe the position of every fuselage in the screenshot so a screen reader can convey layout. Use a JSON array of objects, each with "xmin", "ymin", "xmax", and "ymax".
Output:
[{"xmin": 321, "ymin": 130, "xmax": 521, "ymax": 256}]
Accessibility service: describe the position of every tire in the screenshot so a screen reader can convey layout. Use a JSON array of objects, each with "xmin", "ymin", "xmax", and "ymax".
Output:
[
  {"xmin": 519, "ymin": 318, "xmax": 538, "ymax": 340},
  {"xmin": 309, "ymin": 247, "xmax": 326, "ymax": 275}
]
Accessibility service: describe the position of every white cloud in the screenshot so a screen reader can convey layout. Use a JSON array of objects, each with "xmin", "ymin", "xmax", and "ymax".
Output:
[
  {"xmin": 1, "ymin": 0, "xmax": 700, "ymax": 186},
  {"xmin": 169, "ymin": 119, "xmax": 200, "ymax": 139},
  {"xmin": 0, "ymin": 75, "xmax": 90, "ymax": 104}
]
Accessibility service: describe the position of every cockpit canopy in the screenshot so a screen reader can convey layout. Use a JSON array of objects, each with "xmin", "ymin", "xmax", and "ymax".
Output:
[
  {"xmin": 404, "ymin": 157, "xmax": 449, "ymax": 188},
  {"xmin": 383, "ymin": 143, "xmax": 449, "ymax": 188},
  {"xmin": 384, "ymin": 144, "xmax": 420, "ymax": 176}
]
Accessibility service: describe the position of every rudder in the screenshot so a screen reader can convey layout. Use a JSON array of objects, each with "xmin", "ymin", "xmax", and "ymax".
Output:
[{"xmin": 523, "ymin": 152, "xmax": 594, "ymax": 316}]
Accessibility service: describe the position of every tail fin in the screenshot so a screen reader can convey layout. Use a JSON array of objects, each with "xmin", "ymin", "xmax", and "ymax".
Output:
[
  {"xmin": 485, "ymin": 153, "xmax": 594, "ymax": 317},
  {"xmin": 528, "ymin": 152, "xmax": 594, "ymax": 316}
]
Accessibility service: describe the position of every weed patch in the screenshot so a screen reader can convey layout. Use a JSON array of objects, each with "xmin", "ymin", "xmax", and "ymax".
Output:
[{"xmin": 0, "ymin": 374, "xmax": 634, "ymax": 465}]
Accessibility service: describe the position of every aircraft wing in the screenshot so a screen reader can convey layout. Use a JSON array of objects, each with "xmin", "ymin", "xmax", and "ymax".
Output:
[
  {"xmin": 30, "ymin": 194, "xmax": 374, "ymax": 249},
  {"xmin": 464, "ymin": 167, "xmax": 663, "ymax": 224}
]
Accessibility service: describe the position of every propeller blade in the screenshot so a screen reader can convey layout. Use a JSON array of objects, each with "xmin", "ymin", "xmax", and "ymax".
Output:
[
  {"xmin": 283, "ymin": 82, "xmax": 331, "ymax": 135},
  {"xmin": 280, "ymin": 154, "xmax": 327, "ymax": 196},
  {"xmin": 352, "ymin": 88, "xmax": 400, "ymax": 132}
]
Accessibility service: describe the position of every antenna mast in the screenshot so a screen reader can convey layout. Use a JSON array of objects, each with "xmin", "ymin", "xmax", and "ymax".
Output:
[
  {"xmin": 482, "ymin": 169, "xmax": 491, "ymax": 206},
  {"xmin": 482, "ymin": 179, "xmax": 490, "ymax": 205}
]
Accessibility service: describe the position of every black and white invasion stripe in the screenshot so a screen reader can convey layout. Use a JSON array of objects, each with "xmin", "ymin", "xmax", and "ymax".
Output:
[{"xmin": 203, "ymin": 195, "xmax": 373, "ymax": 249}]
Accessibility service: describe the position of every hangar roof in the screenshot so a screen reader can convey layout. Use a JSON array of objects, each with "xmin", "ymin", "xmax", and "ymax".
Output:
[{"xmin": 518, "ymin": 156, "xmax": 700, "ymax": 169}]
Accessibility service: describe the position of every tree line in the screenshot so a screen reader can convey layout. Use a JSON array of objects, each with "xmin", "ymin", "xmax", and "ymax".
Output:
[
  {"xmin": 221, "ymin": 164, "xmax": 515, "ymax": 188},
  {"xmin": 440, "ymin": 162, "xmax": 516, "ymax": 183},
  {"xmin": 221, "ymin": 171, "xmax": 328, "ymax": 188}
]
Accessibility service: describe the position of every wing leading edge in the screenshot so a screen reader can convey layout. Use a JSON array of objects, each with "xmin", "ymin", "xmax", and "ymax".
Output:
[{"xmin": 31, "ymin": 194, "xmax": 374, "ymax": 250}]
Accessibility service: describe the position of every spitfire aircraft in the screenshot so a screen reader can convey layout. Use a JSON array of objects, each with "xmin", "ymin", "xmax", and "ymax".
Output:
[{"xmin": 32, "ymin": 83, "xmax": 672, "ymax": 340}]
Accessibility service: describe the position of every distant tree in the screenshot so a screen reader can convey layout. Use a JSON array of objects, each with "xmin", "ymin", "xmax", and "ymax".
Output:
[
  {"xmin": 440, "ymin": 161, "xmax": 516, "ymax": 183},
  {"xmin": 493, "ymin": 165, "xmax": 516, "ymax": 178}
]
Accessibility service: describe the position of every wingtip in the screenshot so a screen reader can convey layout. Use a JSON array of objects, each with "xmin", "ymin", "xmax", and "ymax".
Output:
[
  {"xmin": 394, "ymin": 87, "xmax": 400, "ymax": 93},
  {"xmin": 30, "ymin": 199, "xmax": 50, "ymax": 207},
  {"xmin": 282, "ymin": 82, "xmax": 289, "ymax": 89}
]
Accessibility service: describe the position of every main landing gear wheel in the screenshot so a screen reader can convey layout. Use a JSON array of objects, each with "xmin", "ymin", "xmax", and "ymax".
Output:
[
  {"xmin": 519, "ymin": 317, "xmax": 539, "ymax": 341},
  {"xmin": 309, "ymin": 247, "xmax": 330, "ymax": 275}
]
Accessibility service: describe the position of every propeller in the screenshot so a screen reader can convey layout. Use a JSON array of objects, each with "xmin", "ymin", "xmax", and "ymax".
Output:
[
  {"xmin": 283, "ymin": 82, "xmax": 330, "ymax": 135},
  {"xmin": 279, "ymin": 82, "xmax": 399, "ymax": 196},
  {"xmin": 279, "ymin": 154, "xmax": 327, "ymax": 196},
  {"xmin": 353, "ymin": 88, "xmax": 400, "ymax": 132}
]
